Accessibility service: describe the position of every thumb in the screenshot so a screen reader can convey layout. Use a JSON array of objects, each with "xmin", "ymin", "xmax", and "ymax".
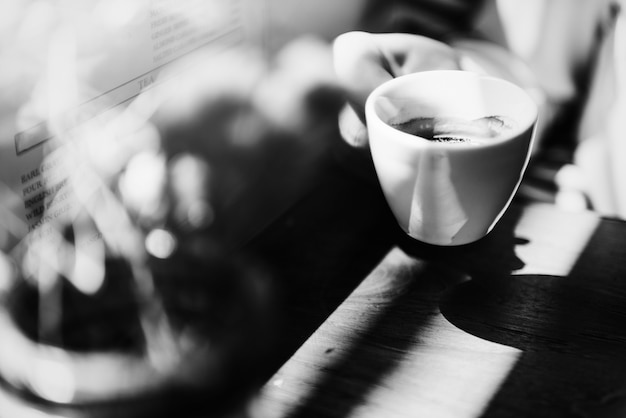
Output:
[{"xmin": 338, "ymin": 103, "xmax": 370, "ymax": 148}]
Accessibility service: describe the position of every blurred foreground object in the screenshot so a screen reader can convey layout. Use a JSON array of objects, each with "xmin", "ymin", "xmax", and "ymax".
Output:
[
  {"xmin": 0, "ymin": 21, "xmax": 342, "ymax": 418},
  {"xmin": 151, "ymin": 38, "xmax": 342, "ymax": 248},
  {"xmin": 0, "ymin": 1, "xmax": 343, "ymax": 414}
]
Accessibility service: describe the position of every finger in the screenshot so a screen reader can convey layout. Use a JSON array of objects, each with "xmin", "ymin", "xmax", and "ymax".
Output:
[
  {"xmin": 333, "ymin": 31, "xmax": 394, "ymax": 120},
  {"xmin": 371, "ymin": 33, "xmax": 460, "ymax": 76},
  {"xmin": 338, "ymin": 103, "xmax": 369, "ymax": 148},
  {"xmin": 333, "ymin": 32, "xmax": 460, "ymax": 122}
]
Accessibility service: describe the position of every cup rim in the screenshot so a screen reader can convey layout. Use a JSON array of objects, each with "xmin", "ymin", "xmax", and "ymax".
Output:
[{"xmin": 365, "ymin": 70, "xmax": 538, "ymax": 150}]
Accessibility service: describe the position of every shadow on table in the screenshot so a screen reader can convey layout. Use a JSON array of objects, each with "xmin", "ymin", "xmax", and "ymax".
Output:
[
  {"xmin": 283, "ymin": 254, "xmax": 470, "ymax": 418},
  {"xmin": 440, "ymin": 218, "xmax": 626, "ymax": 417},
  {"xmin": 275, "ymin": 190, "xmax": 529, "ymax": 417},
  {"xmin": 254, "ymin": 140, "xmax": 626, "ymax": 418},
  {"xmin": 247, "ymin": 156, "xmax": 399, "ymax": 384}
]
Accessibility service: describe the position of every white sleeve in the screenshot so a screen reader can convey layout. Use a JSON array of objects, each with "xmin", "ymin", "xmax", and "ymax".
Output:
[{"xmin": 575, "ymin": 2, "xmax": 626, "ymax": 218}]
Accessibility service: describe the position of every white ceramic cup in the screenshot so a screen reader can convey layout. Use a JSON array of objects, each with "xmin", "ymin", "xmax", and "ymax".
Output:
[{"xmin": 365, "ymin": 70, "xmax": 538, "ymax": 246}]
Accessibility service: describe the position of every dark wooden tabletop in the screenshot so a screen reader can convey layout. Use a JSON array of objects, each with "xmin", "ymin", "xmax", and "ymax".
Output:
[{"xmin": 246, "ymin": 148, "xmax": 626, "ymax": 418}]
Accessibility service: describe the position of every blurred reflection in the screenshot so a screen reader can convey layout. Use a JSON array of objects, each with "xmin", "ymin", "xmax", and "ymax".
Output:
[{"xmin": 0, "ymin": 1, "xmax": 344, "ymax": 416}]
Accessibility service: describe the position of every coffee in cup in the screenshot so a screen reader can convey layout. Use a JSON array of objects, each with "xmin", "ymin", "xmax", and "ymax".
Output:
[{"xmin": 365, "ymin": 70, "xmax": 538, "ymax": 245}]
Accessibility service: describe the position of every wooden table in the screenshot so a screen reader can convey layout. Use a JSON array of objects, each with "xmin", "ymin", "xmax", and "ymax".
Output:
[{"xmin": 245, "ymin": 148, "xmax": 626, "ymax": 418}]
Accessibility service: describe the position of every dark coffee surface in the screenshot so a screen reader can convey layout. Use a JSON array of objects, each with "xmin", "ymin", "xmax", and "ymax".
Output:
[{"xmin": 392, "ymin": 116, "xmax": 514, "ymax": 143}]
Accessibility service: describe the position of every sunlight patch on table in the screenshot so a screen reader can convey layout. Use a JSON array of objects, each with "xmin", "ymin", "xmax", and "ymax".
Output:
[
  {"xmin": 513, "ymin": 203, "xmax": 599, "ymax": 277},
  {"xmin": 349, "ymin": 315, "xmax": 522, "ymax": 418}
]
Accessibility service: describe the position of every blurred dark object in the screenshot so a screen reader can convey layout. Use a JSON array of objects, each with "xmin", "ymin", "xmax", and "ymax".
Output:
[
  {"xmin": 0, "ymin": 219, "xmax": 278, "ymax": 417},
  {"xmin": 0, "ymin": 39, "xmax": 344, "ymax": 417},
  {"xmin": 150, "ymin": 40, "xmax": 345, "ymax": 249}
]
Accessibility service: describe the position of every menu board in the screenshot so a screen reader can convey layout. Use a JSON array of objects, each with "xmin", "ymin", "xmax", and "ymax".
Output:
[{"xmin": 0, "ymin": 0, "xmax": 265, "ymax": 249}]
